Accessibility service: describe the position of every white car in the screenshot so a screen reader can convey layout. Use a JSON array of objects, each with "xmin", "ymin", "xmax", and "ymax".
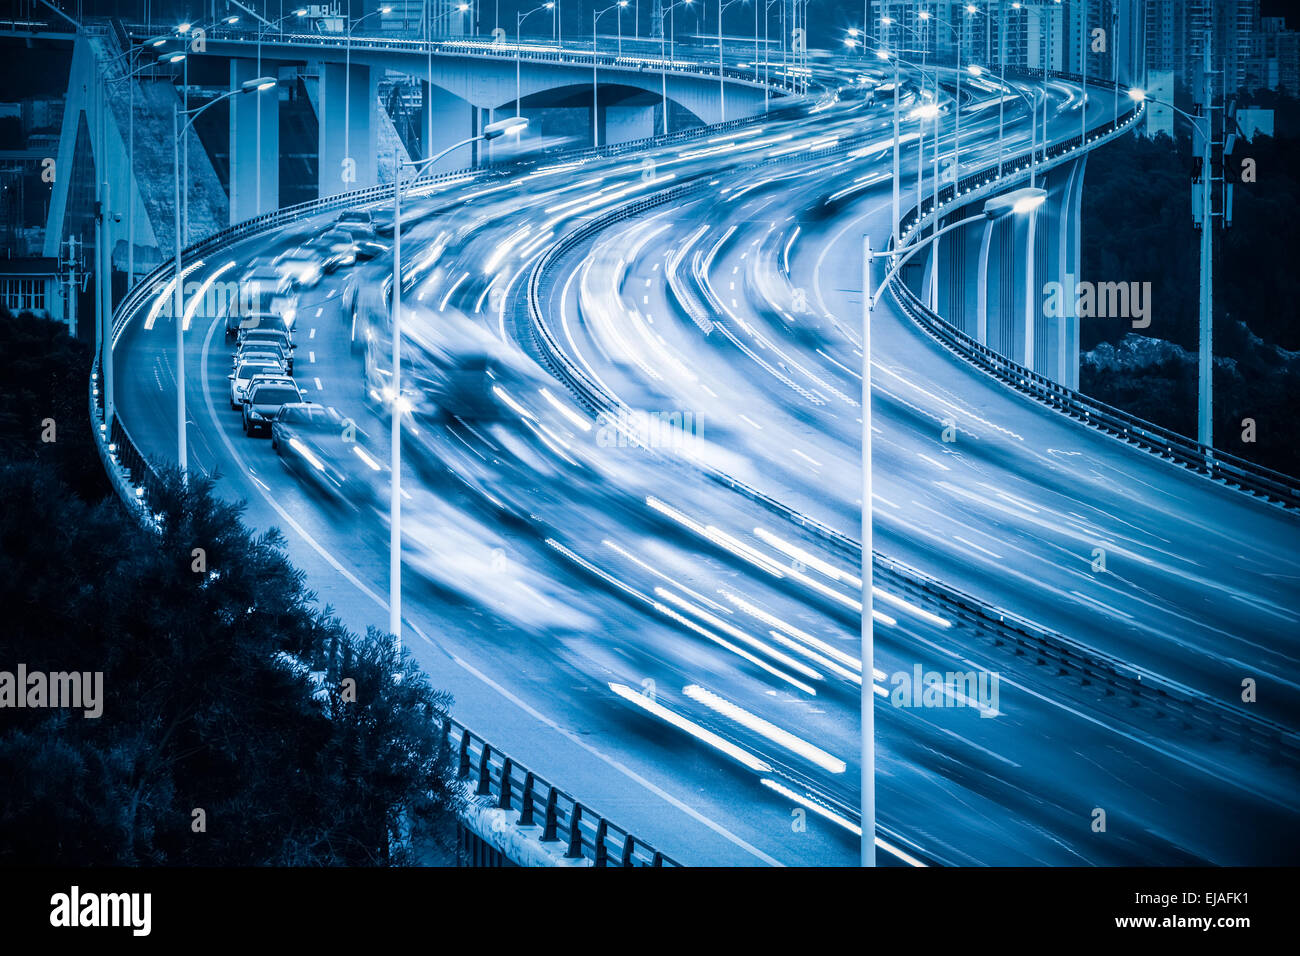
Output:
[
  {"xmin": 229, "ymin": 360, "xmax": 283, "ymax": 409},
  {"xmin": 273, "ymin": 248, "xmax": 323, "ymax": 289}
]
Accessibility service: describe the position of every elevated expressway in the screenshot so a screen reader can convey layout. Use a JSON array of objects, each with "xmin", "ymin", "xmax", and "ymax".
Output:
[{"xmin": 97, "ymin": 50, "xmax": 1300, "ymax": 866}]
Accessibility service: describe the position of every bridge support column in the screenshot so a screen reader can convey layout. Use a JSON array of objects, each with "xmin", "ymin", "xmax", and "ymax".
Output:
[
  {"xmin": 318, "ymin": 61, "xmax": 377, "ymax": 197},
  {"xmin": 1058, "ymin": 156, "xmax": 1086, "ymax": 389},
  {"xmin": 229, "ymin": 58, "xmax": 279, "ymax": 224}
]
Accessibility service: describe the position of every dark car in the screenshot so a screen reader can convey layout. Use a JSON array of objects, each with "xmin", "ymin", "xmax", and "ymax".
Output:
[
  {"xmin": 242, "ymin": 378, "xmax": 303, "ymax": 436},
  {"xmin": 270, "ymin": 403, "xmax": 378, "ymax": 503}
]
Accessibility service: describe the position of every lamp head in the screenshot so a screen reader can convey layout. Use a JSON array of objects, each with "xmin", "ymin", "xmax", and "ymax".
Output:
[
  {"xmin": 1127, "ymin": 87, "xmax": 1146, "ymax": 102},
  {"xmin": 241, "ymin": 76, "xmax": 279, "ymax": 93},
  {"xmin": 482, "ymin": 116, "xmax": 529, "ymax": 140},
  {"xmin": 983, "ymin": 187, "xmax": 1047, "ymax": 218}
]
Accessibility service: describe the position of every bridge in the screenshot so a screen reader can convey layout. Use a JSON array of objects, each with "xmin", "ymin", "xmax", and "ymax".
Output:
[{"xmin": 36, "ymin": 12, "xmax": 1300, "ymax": 866}]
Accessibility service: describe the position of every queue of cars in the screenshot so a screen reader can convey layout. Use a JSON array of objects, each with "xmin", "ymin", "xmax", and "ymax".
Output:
[{"xmin": 221, "ymin": 208, "xmax": 390, "ymax": 511}]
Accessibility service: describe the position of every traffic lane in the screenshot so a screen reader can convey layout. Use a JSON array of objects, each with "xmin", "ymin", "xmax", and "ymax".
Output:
[
  {"xmin": 117, "ymin": 245, "xmax": 864, "ymax": 866},
  {"xmin": 802, "ymin": 192, "xmax": 1300, "ymax": 726}
]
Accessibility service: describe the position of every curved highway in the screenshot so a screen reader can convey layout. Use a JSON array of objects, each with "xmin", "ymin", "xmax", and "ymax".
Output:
[{"xmin": 109, "ymin": 54, "xmax": 1300, "ymax": 866}]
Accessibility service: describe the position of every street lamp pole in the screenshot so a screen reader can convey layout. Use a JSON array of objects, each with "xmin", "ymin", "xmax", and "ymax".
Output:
[
  {"xmin": 345, "ymin": 6, "xmax": 393, "ymax": 191},
  {"xmin": 518, "ymin": 3, "xmax": 555, "ymax": 117},
  {"xmin": 389, "ymin": 116, "xmax": 528, "ymax": 651},
  {"xmin": 258, "ymin": 9, "xmax": 307, "ymax": 216},
  {"xmin": 172, "ymin": 76, "xmax": 277, "ymax": 484},
  {"xmin": 717, "ymin": 0, "xmax": 746, "ymax": 122},
  {"xmin": 593, "ymin": 2, "xmax": 629, "ymax": 147},
  {"xmin": 860, "ymin": 195, "xmax": 1046, "ymax": 860},
  {"xmin": 1128, "ymin": 84, "xmax": 1213, "ymax": 449}
]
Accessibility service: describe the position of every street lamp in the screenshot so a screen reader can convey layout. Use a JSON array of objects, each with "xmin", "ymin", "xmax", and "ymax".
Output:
[
  {"xmin": 388, "ymin": 115, "xmax": 528, "ymax": 653},
  {"xmin": 97, "ymin": 41, "xmax": 183, "ymax": 423},
  {"xmin": 344, "ymin": 6, "xmax": 393, "ymax": 190},
  {"xmin": 593, "ymin": 2, "xmax": 629, "ymax": 147},
  {"xmin": 859, "ymin": 186, "xmax": 1046, "ymax": 867},
  {"xmin": 433, "ymin": 3, "xmax": 472, "ymax": 161},
  {"xmin": 717, "ymin": 0, "xmax": 748, "ymax": 121},
  {"xmin": 660, "ymin": 0, "xmax": 695, "ymax": 135},
  {"xmin": 256, "ymin": 9, "xmax": 308, "ymax": 216},
  {"xmin": 517, "ymin": 2, "xmax": 555, "ymax": 117},
  {"xmin": 172, "ymin": 76, "xmax": 278, "ymax": 484},
  {"xmin": 1129, "ymin": 84, "xmax": 1214, "ymax": 450}
]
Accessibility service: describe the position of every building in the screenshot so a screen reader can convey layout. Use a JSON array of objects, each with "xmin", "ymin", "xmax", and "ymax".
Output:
[{"xmin": 0, "ymin": 256, "xmax": 67, "ymax": 324}]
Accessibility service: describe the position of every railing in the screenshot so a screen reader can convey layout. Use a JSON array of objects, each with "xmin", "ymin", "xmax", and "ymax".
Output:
[
  {"xmin": 886, "ymin": 75, "xmax": 1300, "ymax": 512},
  {"xmin": 122, "ymin": 22, "xmax": 791, "ymax": 94},
  {"xmin": 445, "ymin": 715, "xmax": 678, "ymax": 866}
]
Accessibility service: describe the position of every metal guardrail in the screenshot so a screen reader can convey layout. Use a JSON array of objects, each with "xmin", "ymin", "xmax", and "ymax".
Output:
[
  {"xmin": 444, "ymin": 715, "xmax": 678, "ymax": 866},
  {"xmin": 121, "ymin": 22, "xmax": 789, "ymax": 95},
  {"xmin": 886, "ymin": 75, "xmax": 1300, "ymax": 512},
  {"xmin": 523, "ymin": 74, "xmax": 1300, "ymax": 765}
]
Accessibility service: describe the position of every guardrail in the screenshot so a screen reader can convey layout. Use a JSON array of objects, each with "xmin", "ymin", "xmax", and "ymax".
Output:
[
  {"xmin": 885, "ymin": 75, "xmax": 1300, "ymax": 512},
  {"xmin": 121, "ymin": 21, "xmax": 790, "ymax": 95},
  {"xmin": 523, "ymin": 72, "xmax": 1300, "ymax": 767}
]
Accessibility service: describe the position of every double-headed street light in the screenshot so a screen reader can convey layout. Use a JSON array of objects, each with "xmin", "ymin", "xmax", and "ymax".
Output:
[
  {"xmin": 592, "ymin": 2, "xmax": 629, "ymax": 147},
  {"xmin": 717, "ymin": 0, "xmax": 748, "ymax": 122},
  {"xmin": 859, "ymin": 185, "xmax": 1045, "ymax": 866},
  {"xmin": 388, "ymin": 115, "xmax": 528, "ymax": 651},
  {"xmin": 516, "ymin": 2, "xmax": 553, "ymax": 117},
  {"xmin": 660, "ymin": 0, "xmax": 694, "ymax": 135},
  {"xmin": 344, "ymin": 6, "xmax": 394, "ymax": 190},
  {"xmin": 256, "ymin": 9, "xmax": 308, "ymax": 215},
  {"xmin": 1128, "ymin": 85, "xmax": 1215, "ymax": 450},
  {"xmin": 172, "ymin": 76, "xmax": 278, "ymax": 484}
]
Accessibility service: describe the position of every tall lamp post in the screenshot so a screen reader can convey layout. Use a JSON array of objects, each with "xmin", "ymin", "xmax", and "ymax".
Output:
[
  {"xmin": 717, "ymin": 0, "xmax": 747, "ymax": 122},
  {"xmin": 344, "ymin": 5, "xmax": 393, "ymax": 190},
  {"xmin": 172, "ymin": 76, "xmax": 278, "ymax": 483},
  {"xmin": 98, "ymin": 42, "xmax": 184, "ymax": 424},
  {"xmin": 859, "ymin": 186, "xmax": 1045, "ymax": 867},
  {"xmin": 389, "ymin": 115, "xmax": 528, "ymax": 650},
  {"xmin": 1128, "ymin": 84, "xmax": 1214, "ymax": 450},
  {"xmin": 433, "ymin": 2, "xmax": 471, "ymax": 158},
  {"xmin": 517, "ymin": 2, "xmax": 554, "ymax": 116},
  {"xmin": 593, "ymin": 2, "xmax": 629, "ymax": 146},
  {"xmin": 257, "ymin": 8, "xmax": 308, "ymax": 216},
  {"xmin": 659, "ymin": 0, "xmax": 695, "ymax": 134}
]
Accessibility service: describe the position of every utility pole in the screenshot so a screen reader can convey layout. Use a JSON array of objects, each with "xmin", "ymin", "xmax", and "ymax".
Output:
[
  {"xmin": 1193, "ymin": 37, "xmax": 1222, "ymax": 454},
  {"xmin": 59, "ymin": 236, "xmax": 83, "ymax": 339}
]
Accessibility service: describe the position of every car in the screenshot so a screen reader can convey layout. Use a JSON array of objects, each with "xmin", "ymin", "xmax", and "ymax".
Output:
[
  {"xmin": 237, "ymin": 327, "xmax": 296, "ymax": 361},
  {"xmin": 229, "ymin": 260, "xmax": 296, "ymax": 338},
  {"xmin": 232, "ymin": 346, "xmax": 289, "ymax": 375},
  {"xmin": 234, "ymin": 337, "xmax": 293, "ymax": 374},
  {"xmin": 273, "ymin": 248, "xmax": 323, "ymax": 288},
  {"xmin": 271, "ymin": 403, "xmax": 382, "ymax": 504},
  {"xmin": 306, "ymin": 228, "xmax": 358, "ymax": 273},
  {"xmin": 335, "ymin": 226, "xmax": 389, "ymax": 261},
  {"xmin": 242, "ymin": 378, "xmax": 304, "ymax": 436},
  {"xmin": 228, "ymin": 360, "xmax": 284, "ymax": 409},
  {"xmin": 235, "ymin": 307, "xmax": 296, "ymax": 339},
  {"xmin": 335, "ymin": 209, "xmax": 375, "ymax": 235}
]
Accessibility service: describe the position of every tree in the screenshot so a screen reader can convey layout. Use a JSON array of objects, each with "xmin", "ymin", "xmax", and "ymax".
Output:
[{"xmin": 0, "ymin": 315, "xmax": 463, "ymax": 863}]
